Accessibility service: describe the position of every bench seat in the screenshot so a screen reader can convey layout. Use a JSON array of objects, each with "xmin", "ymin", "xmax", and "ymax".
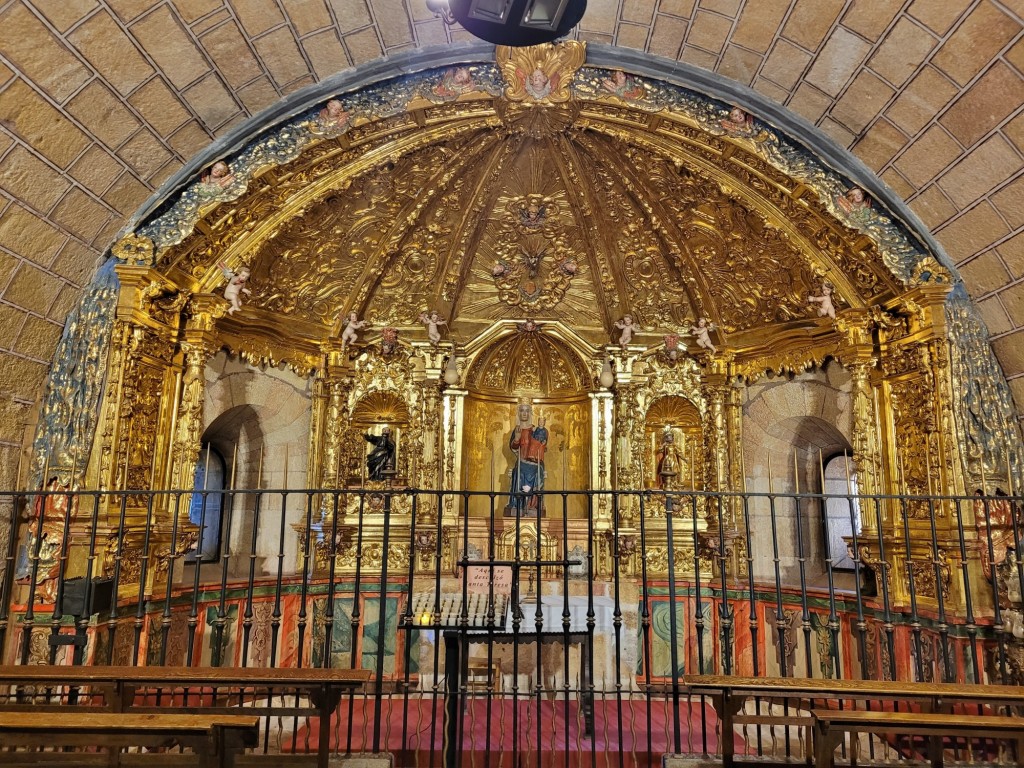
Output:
[{"xmin": 0, "ymin": 712, "xmax": 259, "ymax": 768}]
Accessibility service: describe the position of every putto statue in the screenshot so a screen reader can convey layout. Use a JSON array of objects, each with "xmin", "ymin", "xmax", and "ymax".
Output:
[
  {"xmin": 341, "ymin": 311, "xmax": 368, "ymax": 347},
  {"xmin": 364, "ymin": 428, "xmax": 396, "ymax": 481},
  {"xmin": 809, "ymin": 282, "xmax": 837, "ymax": 319},
  {"xmin": 689, "ymin": 318, "xmax": 717, "ymax": 355},
  {"xmin": 218, "ymin": 262, "xmax": 251, "ymax": 315},
  {"xmin": 507, "ymin": 399, "xmax": 548, "ymax": 517},
  {"xmin": 615, "ymin": 315, "xmax": 638, "ymax": 347},
  {"xmin": 418, "ymin": 310, "xmax": 448, "ymax": 345}
]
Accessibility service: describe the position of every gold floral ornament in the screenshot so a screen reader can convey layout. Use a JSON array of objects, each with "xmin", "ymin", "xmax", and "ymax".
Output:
[
  {"xmin": 497, "ymin": 41, "xmax": 586, "ymax": 104},
  {"xmin": 112, "ymin": 233, "xmax": 155, "ymax": 266},
  {"xmin": 910, "ymin": 256, "xmax": 951, "ymax": 286}
]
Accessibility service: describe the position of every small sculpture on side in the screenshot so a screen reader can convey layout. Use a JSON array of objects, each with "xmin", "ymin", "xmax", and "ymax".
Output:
[
  {"xmin": 200, "ymin": 160, "xmax": 235, "ymax": 192},
  {"xmin": 316, "ymin": 99, "xmax": 351, "ymax": 134},
  {"xmin": 656, "ymin": 429, "xmax": 681, "ymax": 490},
  {"xmin": 720, "ymin": 106, "xmax": 756, "ymax": 137},
  {"xmin": 615, "ymin": 315, "xmax": 638, "ymax": 347},
  {"xmin": 418, "ymin": 310, "xmax": 448, "ymax": 345},
  {"xmin": 218, "ymin": 262, "xmax": 251, "ymax": 315},
  {"xmin": 808, "ymin": 282, "xmax": 837, "ymax": 320},
  {"xmin": 341, "ymin": 311, "xmax": 369, "ymax": 348},
  {"xmin": 689, "ymin": 318, "xmax": 717, "ymax": 355},
  {"xmin": 663, "ymin": 333, "xmax": 681, "ymax": 362},
  {"xmin": 836, "ymin": 186, "xmax": 871, "ymax": 222},
  {"xmin": 430, "ymin": 66, "xmax": 476, "ymax": 102},
  {"xmin": 601, "ymin": 70, "xmax": 645, "ymax": 101},
  {"xmin": 381, "ymin": 327, "xmax": 399, "ymax": 356},
  {"xmin": 364, "ymin": 428, "xmax": 396, "ymax": 482}
]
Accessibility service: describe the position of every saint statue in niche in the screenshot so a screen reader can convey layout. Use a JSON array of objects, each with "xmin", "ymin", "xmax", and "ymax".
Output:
[
  {"xmin": 507, "ymin": 400, "xmax": 548, "ymax": 517},
  {"xmin": 364, "ymin": 427, "xmax": 396, "ymax": 481},
  {"xmin": 656, "ymin": 429, "xmax": 682, "ymax": 489}
]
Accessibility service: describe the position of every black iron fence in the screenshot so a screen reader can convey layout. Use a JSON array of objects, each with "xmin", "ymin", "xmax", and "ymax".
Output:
[{"xmin": 1, "ymin": 485, "xmax": 1023, "ymax": 765}]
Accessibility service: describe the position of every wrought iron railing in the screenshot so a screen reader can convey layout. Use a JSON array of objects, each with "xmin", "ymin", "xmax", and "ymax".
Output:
[{"xmin": 1, "ymin": 485, "xmax": 1023, "ymax": 765}]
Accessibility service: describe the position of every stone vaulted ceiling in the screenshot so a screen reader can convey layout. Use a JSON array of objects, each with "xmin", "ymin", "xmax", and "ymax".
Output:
[{"xmin": 0, "ymin": 0, "xmax": 1022, "ymax": 485}]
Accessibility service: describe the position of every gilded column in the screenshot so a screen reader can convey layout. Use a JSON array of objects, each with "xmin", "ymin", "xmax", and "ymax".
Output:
[{"xmin": 168, "ymin": 295, "xmax": 225, "ymax": 492}]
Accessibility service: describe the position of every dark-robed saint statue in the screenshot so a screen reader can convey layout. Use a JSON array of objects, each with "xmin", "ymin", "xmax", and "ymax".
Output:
[{"xmin": 364, "ymin": 427, "xmax": 396, "ymax": 481}]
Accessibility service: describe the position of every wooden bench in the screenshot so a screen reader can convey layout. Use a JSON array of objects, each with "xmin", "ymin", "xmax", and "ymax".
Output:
[
  {"xmin": 813, "ymin": 708, "xmax": 1024, "ymax": 767},
  {"xmin": 685, "ymin": 675, "xmax": 1024, "ymax": 767},
  {"xmin": 0, "ymin": 666, "xmax": 371, "ymax": 768},
  {"xmin": 0, "ymin": 711, "xmax": 259, "ymax": 767}
]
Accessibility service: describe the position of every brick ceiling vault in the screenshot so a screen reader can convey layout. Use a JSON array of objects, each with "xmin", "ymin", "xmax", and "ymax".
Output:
[{"xmin": 0, "ymin": 0, "xmax": 1022, "ymax": 483}]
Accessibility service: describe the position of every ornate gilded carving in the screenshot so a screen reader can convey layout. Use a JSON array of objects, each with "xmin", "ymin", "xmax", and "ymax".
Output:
[{"xmin": 496, "ymin": 42, "xmax": 586, "ymax": 105}]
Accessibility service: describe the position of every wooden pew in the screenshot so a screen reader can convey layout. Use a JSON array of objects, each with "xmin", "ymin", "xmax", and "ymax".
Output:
[
  {"xmin": 813, "ymin": 709, "xmax": 1024, "ymax": 767},
  {"xmin": 0, "ymin": 666, "xmax": 371, "ymax": 768},
  {"xmin": 684, "ymin": 674, "xmax": 1024, "ymax": 767},
  {"xmin": 0, "ymin": 711, "xmax": 259, "ymax": 767}
]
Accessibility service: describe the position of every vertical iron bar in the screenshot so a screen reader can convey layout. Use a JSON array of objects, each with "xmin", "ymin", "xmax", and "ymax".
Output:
[
  {"xmin": 739, "ymin": 492, "xmax": 759, "ymax": 677},
  {"xmin": 952, "ymin": 496, "xmax": 980, "ymax": 683},
  {"xmin": 18, "ymin": 482, "xmax": 49, "ymax": 665},
  {"xmin": 980, "ymin": 492, "xmax": 1007, "ymax": 681},
  {"xmin": 400, "ymin": 494, "xmax": 418, "ymax": 758},
  {"xmin": 637, "ymin": 492, "xmax": 653, "ymax": 760},
  {"xmin": 268, "ymin": 488, "xmax": 289, "ymax": 667},
  {"xmin": 241, "ymin": 485, "xmax": 264, "ymax": 666},
  {"xmin": 844, "ymin": 490, "xmax": 869, "ymax": 681},
  {"xmin": 428, "ymin": 490, "xmax": 444, "ymax": 768},
  {"xmin": 792, "ymin": 492, "xmax": 813, "ymax": 678},
  {"xmin": 924, "ymin": 494, "xmax": 951, "ymax": 681},
  {"xmin": 561, "ymin": 490, "xmax": 570, "ymax": 768},
  {"xmin": 766, "ymin": 488, "xmax": 787, "ymax": 677},
  {"xmin": 131, "ymin": 491, "xmax": 157, "ymax": 665},
  {"xmin": 872, "ymin": 497, "xmax": 896, "ymax": 681},
  {"xmin": 46, "ymin": 485, "xmax": 75, "ymax": 664},
  {"xmin": 158, "ymin": 493, "xmax": 183, "ymax": 665},
  {"xmin": 818, "ymin": 483, "xmax": 842, "ymax": 681},
  {"xmin": 371, "ymin": 487, "xmax": 393, "ymax": 753},
  {"xmin": 610, "ymin": 491, "xmax": 624, "ymax": 768},
  {"xmin": 485, "ymin": 489, "xmax": 497, "ymax": 768},
  {"xmin": 586, "ymin": 492, "xmax": 596, "ymax": 768},
  {"xmin": 296, "ymin": 490, "xmax": 315, "ymax": 666},
  {"xmin": 213, "ymin": 466, "xmax": 236, "ymax": 668},
  {"xmin": 105, "ymin": 490, "xmax": 130, "ymax": 663},
  {"xmin": 0, "ymin": 488, "xmax": 24, "ymax": 656},
  {"xmin": 346, "ymin": 491, "xmax": 366, "ymax": 754},
  {"xmin": 185, "ymin": 487, "xmax": 210, "ymax": 666},
  {"xmin": 534, "ymin": 490, "xmax": 544, "ymax": 768},
  {"xmin": 664, "ymin": 490, "xmax": 682, "ymax": 754},
  {"xmin": 688, "ymin": 492, "xmax": 707, "ymax": 755},
  {"xmin": 898, "ymin": 493, "xmax": 925, "ymax": 681},
  {"xmin": 323, "ymin": 490, "xmax": 341, "ymax": 670},
  {"xmin": 458, "ymin": 488, "xmax": 470, "ymax": 768},
  {"xmin": 716, "ymin": 492, "xmax": 732, "ymax": 676}
]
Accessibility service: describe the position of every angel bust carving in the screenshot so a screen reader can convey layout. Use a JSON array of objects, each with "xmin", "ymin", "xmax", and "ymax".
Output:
[
  {"xmin": 219, "ymin": 262, "xmax": 251, "ymax": 315},
  {"xmin": 497, "ymin": 41, "xmax": 585, "ymax": 104}
]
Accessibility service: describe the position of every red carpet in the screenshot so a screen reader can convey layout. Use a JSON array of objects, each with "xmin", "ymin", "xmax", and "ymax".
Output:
[{"xmin": 289, "ymin": 697, "xmax": 742, "ymax": 766}]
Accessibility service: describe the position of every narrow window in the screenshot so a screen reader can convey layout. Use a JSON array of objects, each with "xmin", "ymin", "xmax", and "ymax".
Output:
[
  {"xmin": 187, "ymin": 445, "xmax": 225, "ymax": 563},
  {"xmin": 823, "ymin": 454, "xmax": 860, "ymax": 570}
]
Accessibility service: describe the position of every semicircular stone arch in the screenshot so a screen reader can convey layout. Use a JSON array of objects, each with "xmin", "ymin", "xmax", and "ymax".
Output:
[
  {"xmin": 1, "ymin": 4, "xmax": 1022, "ymax": 496},
  {"xmin": 21, "ymin": 40, "xmax": 1023, "ymax": 500}
]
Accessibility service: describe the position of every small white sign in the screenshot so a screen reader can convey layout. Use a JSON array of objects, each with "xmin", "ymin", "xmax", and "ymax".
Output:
[{"xmin": 465, "ymin": 565, "xmax": 513, "ymax": 594}]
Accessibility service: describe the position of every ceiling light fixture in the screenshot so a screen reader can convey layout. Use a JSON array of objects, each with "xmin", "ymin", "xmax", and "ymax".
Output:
[{"xmin": 427, "ymin": 0, "xmax": 587, "ymax": 46}]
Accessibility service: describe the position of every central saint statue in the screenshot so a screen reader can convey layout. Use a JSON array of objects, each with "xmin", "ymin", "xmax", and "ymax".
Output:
[{"xmin": 507, "ymin": 399, "xmax": 548, "ymax": 517}]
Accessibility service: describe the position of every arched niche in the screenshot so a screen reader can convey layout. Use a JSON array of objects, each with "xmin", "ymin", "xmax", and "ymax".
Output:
[
  {"xmin": 345, "ymin": 391, "xmax": 411, "ymax": 485},
  {"xmin": 462, "ymin": 328, "xmax": 592, "ymax": 518},
  {"xmin": 644, "ymin": 395, "xmax": 703, "ymax": 490}
]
